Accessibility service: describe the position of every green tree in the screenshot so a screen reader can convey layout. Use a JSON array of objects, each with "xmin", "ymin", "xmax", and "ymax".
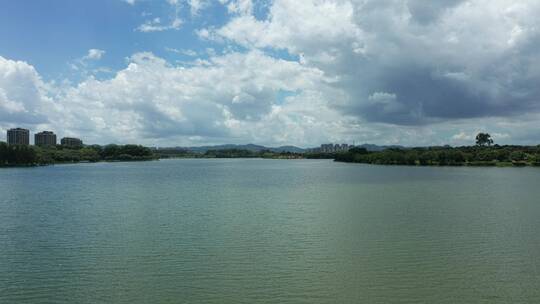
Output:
[
  {"xmin": 0, "ymin": 142, "xmax": 8, "ymax": 165},
  {"xmin": 349, "ymin": 147, "xmax": 369, "ymax": 155},
  {"xmin": 475, "ymin": 133, "xmax": 494, "ymax": 146},
  {"xmin": 80, "ymin": 148, "xmax": 100, "ymax": 162},
  {"xmin": 533, "ymin": 153, "xmax": 540, "ymax": 166},
  {"xmin": 510, "ymin": 151, "xmax": 526, "ymax": 161}
]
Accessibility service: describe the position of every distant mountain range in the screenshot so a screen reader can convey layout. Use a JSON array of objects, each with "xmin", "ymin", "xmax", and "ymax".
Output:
[
  {"xmin": 180, "ymin": 144, "xmax": 305, "ymax": 153},
  {"xmin": 157, "ymin": 143, "xmax": 404, "ymax": 153}
]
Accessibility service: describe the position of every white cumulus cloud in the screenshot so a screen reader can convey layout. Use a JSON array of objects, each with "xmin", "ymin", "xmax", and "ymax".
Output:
[
  {"xmin": 137, "ymin": 17, "xmax": 182, "ymax": 32},
  {"xmin": 3, "ymin": 0, "xmax": 540, "ymax": 146},
  {"xmin": 0, "ymin": 56, "xmax": 52, "ymax": 126},
  {"xmin": 83, "ymin": 49, "xmax": 106, "ymax": 61},
  {"xmin": 209, "ymin": 0, "xmax": 540, "ymax": 126}
]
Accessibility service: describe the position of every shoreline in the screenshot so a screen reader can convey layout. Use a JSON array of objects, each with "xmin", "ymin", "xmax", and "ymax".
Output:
[
  {"xmin": 3, "ymin": 156, "xmax": 540, "ymax": 169},
  {"xmin": 334, "ymin": 159, "xmax": 540, "ymax": 168},
  {"xmin": 0, "ymin": 158, "xmax": 158, "ymax": 168}
]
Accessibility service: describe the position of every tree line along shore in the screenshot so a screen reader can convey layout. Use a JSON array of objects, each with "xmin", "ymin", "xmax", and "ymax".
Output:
[
  {"xmin": 0, "ymin": 143, "xmax": 156, "ymax": 167},
  {"xmin": 333, "ymin": 133, "xmax": 540, "ymax": 167},
  {"xmin": 2, "ymin": 133, "xmax": 540, "ymax": 167},
  {"xmin": 0, "ymin": 143, "xmax": 303, "ymax": 167},
  {"xmin": 334, "ymin": 145, "xmax": 540, "ymax": 167}
]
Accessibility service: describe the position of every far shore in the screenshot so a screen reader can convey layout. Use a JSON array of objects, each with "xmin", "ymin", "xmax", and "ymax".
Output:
[
  {"xmin": 3, "ymin": 155, "xmax": 540, "ymax": 169},
  {"xmin": 2, "ymin": 142, "xmax": 540, "ymax": 168}
]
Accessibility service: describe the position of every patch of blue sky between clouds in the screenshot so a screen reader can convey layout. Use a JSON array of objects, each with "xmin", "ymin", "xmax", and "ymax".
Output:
[{"xmin": 276, "ymin": 90, "xmax": 300, "ymax": 105}]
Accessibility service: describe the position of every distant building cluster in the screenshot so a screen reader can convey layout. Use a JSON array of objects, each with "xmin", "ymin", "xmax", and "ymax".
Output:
[
  {"xmin": 320, "ymin": 143, "xmax": 350, "ymax": 153},
  {"xmin": 61, "ymin": 137, "xmax": 83, "ymax": 147},
  {"xmin": 5, "ymin": 128, "xmax": 83, "ymax": 147},
  {"xmin": 314, "ymin": 143, "xmax": 350, "ymax": 153}
]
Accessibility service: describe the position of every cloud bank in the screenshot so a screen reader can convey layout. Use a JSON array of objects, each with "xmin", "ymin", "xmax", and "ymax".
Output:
[
  {"xmin": 213, "ymin": 0, "xmax": 540, "ymax": 125},
  {"xmin": 1, "ymin": 0, "xmax": 540, "ymax": 146}
]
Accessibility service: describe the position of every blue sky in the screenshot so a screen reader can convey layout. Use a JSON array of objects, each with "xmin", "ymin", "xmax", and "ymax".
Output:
[
  {"xmin": 0, "ymin": 0, "xmax": 228, "ymax": 80},
  {"xmin": 1, "ymin": 0, "xmax": 539, "ymax": 147}
]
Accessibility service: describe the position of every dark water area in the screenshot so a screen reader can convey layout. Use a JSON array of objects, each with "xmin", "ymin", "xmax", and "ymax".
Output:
[{"xmin": 1, "ymin": 159, "xmax": 539, "ymax": 303}]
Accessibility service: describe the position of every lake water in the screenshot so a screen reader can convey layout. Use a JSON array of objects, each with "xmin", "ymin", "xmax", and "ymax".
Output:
[{"xmin": 1, "ymin": 159, "xmax": 539, "ymax": 303}]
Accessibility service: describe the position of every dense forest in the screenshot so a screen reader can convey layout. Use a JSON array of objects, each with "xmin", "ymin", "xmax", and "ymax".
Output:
[{"xmin": 0, "ymin": 143, "xmax": 156, "ymax": 167}]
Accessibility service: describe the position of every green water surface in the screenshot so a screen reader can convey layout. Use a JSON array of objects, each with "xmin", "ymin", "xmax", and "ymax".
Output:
[{"xmin": 1, "ymin": 159, "xmax": 539, "ymax": 303}]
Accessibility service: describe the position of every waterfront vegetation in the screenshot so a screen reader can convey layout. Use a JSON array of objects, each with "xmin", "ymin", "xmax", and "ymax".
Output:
[
  {"xmin": 0, "ymin": 142, "xmax": 155, "ymax": 167},
  {"xmin": 155, "ymin": 148, "xmax": 304, "ymax": 159},
  {"xmin": 335, "ymin": 133, "xmax": 540, "ymax": 167},
  {"xmin": 334, "ymin": 145, "xmax": 540, "ymax": 167},
  {"xmin": 333, "ymin": 133, "xmax": 540, "ymax": 167},
  {"xmin": 2, "ymin": 132, "xmax": 540, "ymax": 167}
]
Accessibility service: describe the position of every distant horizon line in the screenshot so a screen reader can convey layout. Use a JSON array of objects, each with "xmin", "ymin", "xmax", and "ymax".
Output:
[{"xmin": 2, "ymin": 139, "xmax": 540, "ymax": 149}]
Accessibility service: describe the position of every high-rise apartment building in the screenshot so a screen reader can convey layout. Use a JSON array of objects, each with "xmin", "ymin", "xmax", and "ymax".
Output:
[
  {"xmin": 35, "ymin": 131, "xmax": 57, "ymax": 146},
  {"xmin": 7, "ymin": 128, "xmax": 30, "ymax": 145}
]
